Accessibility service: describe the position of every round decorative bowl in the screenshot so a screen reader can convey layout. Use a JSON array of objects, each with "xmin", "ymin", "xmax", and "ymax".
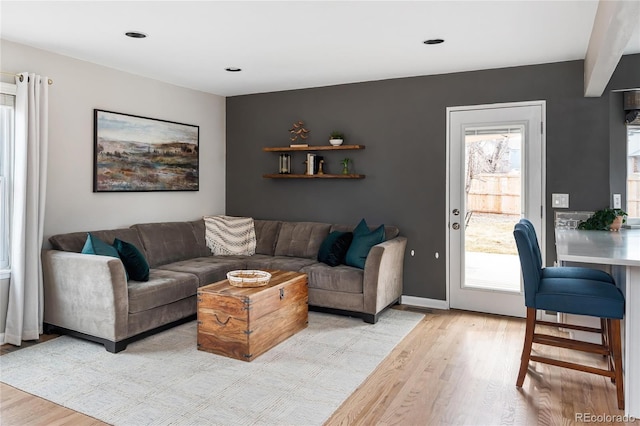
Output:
[
  {"xmin": 226, "ymin": 270, "xmax": 271, "ymax": 288},
  {"xmin": 329, "ymin": 138, "xmax": 343, "ymax": 146}
]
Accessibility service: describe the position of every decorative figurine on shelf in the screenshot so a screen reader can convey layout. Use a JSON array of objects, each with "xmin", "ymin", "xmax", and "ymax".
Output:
[
  {"xmin": 289, "ymin": 120, "xmax": 310, "ymax": 145},
  {"xmin": 341, "ymin": 158, "xmax": 350, "ymax": 175},
  {"xmin": 317, "ymin": 159, "xmax": 325, "ymax": 175}
]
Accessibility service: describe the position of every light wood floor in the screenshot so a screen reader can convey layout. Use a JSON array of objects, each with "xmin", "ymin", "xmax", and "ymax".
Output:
[{"xmin": 1, "ymin": 308, "xmax": 634, "ymax": 425}]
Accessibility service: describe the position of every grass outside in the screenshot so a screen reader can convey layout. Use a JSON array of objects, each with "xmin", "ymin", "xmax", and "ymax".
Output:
[{"xmin": 465, "ymin": 212, "xmax": 519, "ymax": 255}]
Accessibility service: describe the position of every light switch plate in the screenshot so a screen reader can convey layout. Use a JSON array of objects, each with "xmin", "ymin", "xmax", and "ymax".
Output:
[
  {"xmin": 552, "ymin": 193, "xmax": 569, "ymax": 208},
  {"xmin": 613, "ymin": 194, "xmax": 621, "ymax": 209}
]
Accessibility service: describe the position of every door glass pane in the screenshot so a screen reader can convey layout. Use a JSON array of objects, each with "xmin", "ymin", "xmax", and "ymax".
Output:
[{"xmin": 463, "ymin": 126, "xmax": 522, "ymax": 292}]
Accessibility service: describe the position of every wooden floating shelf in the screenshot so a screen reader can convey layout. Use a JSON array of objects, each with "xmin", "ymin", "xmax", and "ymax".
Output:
[
  {"xmin": 263, "ymin": 174, "xmax": 365, "ymax": 179},
  {"xmin": 263, "ymin": 145, "xmax": 365, "ymax": 152}
]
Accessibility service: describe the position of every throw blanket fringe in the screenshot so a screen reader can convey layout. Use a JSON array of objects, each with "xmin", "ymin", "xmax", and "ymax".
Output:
[{"xmin": 204, "ymin": 215, "xmax": 256, "ymax": 256}]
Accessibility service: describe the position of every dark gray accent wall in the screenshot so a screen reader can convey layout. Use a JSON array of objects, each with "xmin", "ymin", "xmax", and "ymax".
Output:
[
  {"xmin": 610, "ymin": 91, "xmax": 628, "ymax": 207},
  {"xmin": 226, "ymin": 54, "xmax": 640, "ymax": 301}
]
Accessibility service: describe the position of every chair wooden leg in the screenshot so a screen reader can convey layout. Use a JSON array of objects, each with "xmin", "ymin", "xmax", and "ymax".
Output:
[
  {"xmin": 516, "ymin": 307, "xmax": 536, "ymax": 387},
  {"xmin": 601, "ymin": 318, "xmax": 615, "ymax": 377},
  {"xmin": 608, "ymin": 319, "xmax": 625, "ymax": 410},
  {"xmin": 601, "ymin": 318, "xmax": 617, "ymax": 381}
]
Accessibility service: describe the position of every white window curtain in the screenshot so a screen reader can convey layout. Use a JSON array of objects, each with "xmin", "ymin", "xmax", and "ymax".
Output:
[{"xmin": 3, "ymin": 72, "xmax": 49, "ymax": 345}]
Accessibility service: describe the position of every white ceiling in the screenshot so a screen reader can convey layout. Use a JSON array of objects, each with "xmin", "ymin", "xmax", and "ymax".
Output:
[{"xmin": 2, "ymin": 1, "xmax": 639, "ymax": 97}]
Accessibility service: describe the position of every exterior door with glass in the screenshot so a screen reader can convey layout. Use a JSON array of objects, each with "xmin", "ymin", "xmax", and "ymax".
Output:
[{"xmin": 447, "ymin": 102, "xmax": 545, "ymax": 317}]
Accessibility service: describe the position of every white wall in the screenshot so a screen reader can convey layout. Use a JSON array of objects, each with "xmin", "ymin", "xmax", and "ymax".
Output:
[{"xmin": 0, "ymin": 40, "xmax": 226, "ymax": 244}]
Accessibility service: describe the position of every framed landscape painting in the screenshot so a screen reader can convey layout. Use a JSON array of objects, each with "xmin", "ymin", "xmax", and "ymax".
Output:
[{"xmin": 94, "ymin": 110, "xmax": 199, "ymax": 192}]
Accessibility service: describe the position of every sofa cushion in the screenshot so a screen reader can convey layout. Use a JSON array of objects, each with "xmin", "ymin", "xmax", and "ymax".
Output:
[
  {"xmin": 301, "ymin": 263, "xmax": 364, "ymax": 294},
  {"xmin": 345, "ymin": 219, "xmax": 385, "ymax": 269},
  {"xmin": 133, "ymin": 222, "xmax": 204, "ymax": 268},
  {"xmin": 274, "ymin": 221, "xmax": 331, "ymax": 259},
  {"xmin": 245, "ymin": 255, "xmax": 317, "ymax": 271},
  {"xmin": 128, "ymin": 269, "xmax": 198, "ymax": 314},
  {"xmin": 254, "ymin": 220, "xmax": 282, "ymax": 255},
  {"xmin": 330, "ymin": 223, "xmax": 399, "ymax": 240},
  {"xmin": 308, "ymin": 288, "xmax": 364, "ymax": 312},
  {"xmin": 158, "ymin": 257, "xmax": 247, "ymax": 286},
  {"xmin": 237, "ymin": 254, "xmax": 273, "ymax": 269},
  {"xmin": 114, "ymin": 238, "xmax": 150, "ymax": 282},
  {"xmin": 190, "ymin": 219, "xmax": 213, "ymax": 258},
  {"xmin": 50, "ymin": 228, "xmax": 146, "ymax": 256},
  {"xmin": 318, "ymin": 231, "xmax": 353, "ymax": 267}
]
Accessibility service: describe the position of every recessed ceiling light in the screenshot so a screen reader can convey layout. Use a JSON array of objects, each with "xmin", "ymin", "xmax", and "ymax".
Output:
[
  {"xmin": 225, "ymin": 67, "xmax": 242, "ymax": 72},
  {"xmin": 423, "ymin": 39, "xmax": 444, "ymax": 45},
  {"xmin": 125, "ymin": 31, "xmax": 147, "ymax": 39}
]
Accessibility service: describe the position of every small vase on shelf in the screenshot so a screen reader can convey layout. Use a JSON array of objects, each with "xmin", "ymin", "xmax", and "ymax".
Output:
[{"xmin": 341, "ymin": 158, "xmax": 350, "ymax": 175}]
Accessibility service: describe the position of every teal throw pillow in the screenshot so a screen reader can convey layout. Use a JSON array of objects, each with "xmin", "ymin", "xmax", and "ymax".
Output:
[
  {"xmin": 81, "ymin": 233, "xmax": 120, "ymax": 258},
  {"xmin": 114, "ymin": 238, "xmax": 150, "ymax": 282},
  {"xmin": 345, "ymin": 219, "xmax": 385, "ymax": 269},
  {"xmin": 318, "ymin": 231, "xmax": 354, "ymax": 267},
  {"xmin": 81, "ymin": 233, "xmax": 128, "ymax": 280}
]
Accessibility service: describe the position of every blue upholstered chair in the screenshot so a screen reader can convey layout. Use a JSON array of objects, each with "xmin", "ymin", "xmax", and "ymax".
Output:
[
  {"xmin": 513, "ymin": 220, "xmax": 625, "ymax": 409},
  {"xmin": 519, "ymin": 218, "xmax": 615, "ymax": 282}
]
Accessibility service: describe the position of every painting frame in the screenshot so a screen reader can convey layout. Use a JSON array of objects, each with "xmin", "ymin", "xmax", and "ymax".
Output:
[{"xmin": 93, "ymin": 109, "xmax": 200, "ymax": 192}]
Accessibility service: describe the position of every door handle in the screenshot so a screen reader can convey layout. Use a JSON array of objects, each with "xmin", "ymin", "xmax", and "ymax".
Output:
[{"xmin": 452, "ymin": 223, "xmax": 460, "ymax": 230}]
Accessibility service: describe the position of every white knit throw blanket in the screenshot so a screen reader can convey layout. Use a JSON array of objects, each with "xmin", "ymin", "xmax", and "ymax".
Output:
[{"xmin": 203, "ymin": 215, "xmax": 256, "ymax": 256}]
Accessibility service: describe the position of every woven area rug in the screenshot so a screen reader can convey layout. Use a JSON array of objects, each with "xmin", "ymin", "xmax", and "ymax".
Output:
[{"xmin": 1, "ymin": 309, "xmax": 423, "ymax": 425}]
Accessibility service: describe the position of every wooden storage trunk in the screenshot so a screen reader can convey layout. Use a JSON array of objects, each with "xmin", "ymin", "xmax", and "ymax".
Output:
[{"xmin": 197, "ymin": 270, "xmax": 308, "ymax": 361}]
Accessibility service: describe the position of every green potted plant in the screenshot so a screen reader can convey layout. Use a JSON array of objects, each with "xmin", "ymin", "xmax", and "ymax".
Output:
[
  {"xmin": 340, "ymin": 158, "xmax": 350, "ymax": 174},
  {"xmin": 329, "ymin": 131, "xmax": 344, "ymax": 146},
  {"xmin": 577, "ymin": 208, "xmax": 627, "ymax": 231}
]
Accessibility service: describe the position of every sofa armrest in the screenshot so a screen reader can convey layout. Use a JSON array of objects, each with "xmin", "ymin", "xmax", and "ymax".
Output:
[
  {"xmin": 42, "ymin": 250, "xmax": 129, "ymax": 341},
  {"xmin": 362, "ymin": 236, "xmax": 407, "ymax": 316}
]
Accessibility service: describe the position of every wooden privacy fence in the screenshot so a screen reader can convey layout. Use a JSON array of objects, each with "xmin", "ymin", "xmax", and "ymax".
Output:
[
  {"xmin": 467, "ymin": 174, "xmax": 640, "ymax": 216},
  {"xmin": 467, "ymin": 173, "xmax": 521, "ymax": 215}
]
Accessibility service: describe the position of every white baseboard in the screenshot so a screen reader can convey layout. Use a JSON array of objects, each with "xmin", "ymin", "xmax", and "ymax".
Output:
[{"xmin": 400, "ymin": 295, "xmax": 449, "ymax": 310}]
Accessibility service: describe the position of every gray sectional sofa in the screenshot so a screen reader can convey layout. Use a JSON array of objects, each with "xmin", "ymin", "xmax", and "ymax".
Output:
[{"xmin": 42, "ymin": 219, "xmax": 407, "ymax": 352}]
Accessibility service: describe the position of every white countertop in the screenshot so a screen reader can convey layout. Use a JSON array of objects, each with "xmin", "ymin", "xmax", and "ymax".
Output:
[{"xmin": 555, "ymin": 228, "xmax": 640, "ymax": 267}]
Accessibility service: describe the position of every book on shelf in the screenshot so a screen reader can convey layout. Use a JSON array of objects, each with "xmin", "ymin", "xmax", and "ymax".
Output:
[
  {"xmin": 290, "ymin": 143, "xmax": 309, "ymax": 148},
  {"xmin": 306, "ymin": 153, "xmax": 315, "ymax": 175}
]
